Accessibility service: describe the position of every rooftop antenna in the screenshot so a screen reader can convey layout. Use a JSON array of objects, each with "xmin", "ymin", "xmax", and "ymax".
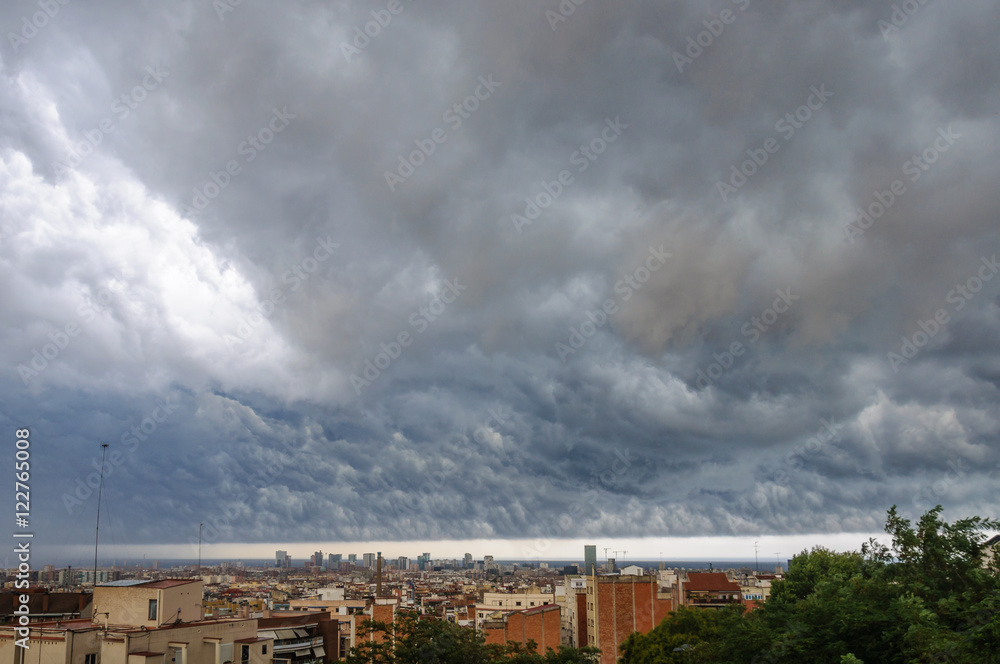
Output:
[{"xmin": 93, "ymin": 443, "xmax": 109, "ymax": 588}]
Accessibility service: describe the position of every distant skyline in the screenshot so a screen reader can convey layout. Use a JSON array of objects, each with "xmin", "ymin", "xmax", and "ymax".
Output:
[
  {"xmin": 43, "ymin": 533, "xmax": 885, "ymax": 569},
  {"xmin": 2, "ymin": 1, "xmax": 999, "ymax": 554}
]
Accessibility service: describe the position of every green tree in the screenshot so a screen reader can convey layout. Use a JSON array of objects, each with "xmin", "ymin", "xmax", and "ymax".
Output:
[{"xmin": 617, "ymin": 506, "xmax": 1000, "ymax": 664}]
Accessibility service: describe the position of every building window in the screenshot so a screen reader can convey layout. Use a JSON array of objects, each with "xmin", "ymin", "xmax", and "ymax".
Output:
[
  {"xmin": 515, "ymin": 602, "xmax": 521, "ymax": 606},
  {"xmin": 148, "ymin": 599, "xmax": 158, "ymax": 621},
  {"xmin": 84, "ymin": 656, "xmax": 97, "ymax": 664},
  {"xmin": 262, "ymin": 645, "xmax": 267, "ymax": 655},
  {"xmin": 241, "ymin": 645, "xmax": 250, "ymax": 664}
]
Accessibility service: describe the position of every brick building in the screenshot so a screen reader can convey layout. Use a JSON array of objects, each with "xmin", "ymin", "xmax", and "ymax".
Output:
[
  {"xmin": 482, "ymin": 604, "xmax": 560, "ymax": 652},
  {"xmin": 584, "ymin": 575, "xmax": 673, "ymax": 664}
]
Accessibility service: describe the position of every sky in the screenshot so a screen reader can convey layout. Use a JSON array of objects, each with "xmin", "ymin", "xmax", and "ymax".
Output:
[{"xmin": 1, "ymin": 0, "xmax": 999, "ymax": 568}]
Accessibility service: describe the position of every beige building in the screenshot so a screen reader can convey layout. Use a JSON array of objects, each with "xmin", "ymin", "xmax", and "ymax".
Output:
[
  {"xmin": 474, "ymin": 590, "xmax": 556, "ymax": 629},
  {"xmin": 557, "ymin": 577, "xmax": 587, "ymax": 646},
  {"xmin": 0, "ymin": 579, "xmax": 271, "ymax": 664}
]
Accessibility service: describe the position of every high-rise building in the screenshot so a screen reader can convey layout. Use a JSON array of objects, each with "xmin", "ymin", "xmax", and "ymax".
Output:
[
  {"xmin": 484, "ymin": 555, "xmax": 495, "ymax": 569},
  {"xmin": 329, "ymin": 553, "xmax": 342, "ymax": 568},
  {"xmin": 397, "ymin": 556, "xmax": 409, "ymax": 570},
  {"xmin": 312, "ymin": 551, "xmax": 324, "ymax": 568},
  {"xmin": 417, "ymin": 553, "xmax": 431, "ymax": 570},
  {"xmin": 348, "ymin": 553, "xmax": 357, "ymax": 563},
  {"xmin": 464, "ymin": 552, "xmax": 473, "ymax": 568},
  {"xmin": 276, "ymin": 550, "xmax": 291, "ymax": 568},
  {"xmin": 584, "ymin": 545, "xmax": 597, "ymax": 576},
  {"xmin": 363, "ymin": 553, "xmax": 377, "ymax": 569}
]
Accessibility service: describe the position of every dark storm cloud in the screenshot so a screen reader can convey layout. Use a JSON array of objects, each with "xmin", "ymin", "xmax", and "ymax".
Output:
[{"xmin": 1, "ymin": 0, "xmax": 999, "ymax": 553}]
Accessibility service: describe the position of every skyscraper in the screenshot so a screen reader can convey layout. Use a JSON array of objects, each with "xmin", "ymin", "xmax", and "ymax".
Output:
[
  {"xmin": 464, "ymin": 552, "xmax": 473, "ymax": 568},
  {"xmin": 584, "ymin": 545, "xmax": 597, "ymax": 575},
  {"xmin": 363, "ymin": 552, "xmax": 377, "ymax": 569}
]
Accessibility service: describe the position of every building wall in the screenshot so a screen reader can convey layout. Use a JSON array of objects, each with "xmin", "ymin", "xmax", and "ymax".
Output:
[
  {"xmin": 586, "ymin": 576, "xmax": 672, "ymax": 664},
  {"xmin": 94, "ymin": 582, "xmax": 202, "ymax": 629},
  {"xmin": 482, "ymin": 607, "xmax": 560, "ymax": 653},
  {"xmin": 116, "ymin": 619, "xmax": 265, "ymax": 664},
  {"xmin": 0, "ymin": 631, "xmax": 71, "ymax": 664},
  {"xmin": 0, "ymin": 625, "xmax": 103, "ymax": 664},
  {"xmin": 575, "ymin": 592, "xmax": 588, "ymax": 648}
]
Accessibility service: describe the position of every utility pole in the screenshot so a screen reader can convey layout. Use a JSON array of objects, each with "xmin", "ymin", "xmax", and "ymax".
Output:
[{"xmin": 93, "ymin": 443, "xmax": 108, "ymax": 587}]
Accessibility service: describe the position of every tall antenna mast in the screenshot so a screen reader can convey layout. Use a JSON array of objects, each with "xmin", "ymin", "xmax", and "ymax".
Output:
[
  {"xmin": 754, "ymin": 541, "xmax": 759, "ymax": 574},
  {"xmin": 198, "ymin": 523, "xmax": 204, "ymax": 577},
  {"xmin": 94, "ymin": 443, "xmax": 109, "ymax": 587}
]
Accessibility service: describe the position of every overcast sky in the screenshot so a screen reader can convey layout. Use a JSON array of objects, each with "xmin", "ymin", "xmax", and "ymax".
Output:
[{"xmin": 2, "ymin": 0, "xmax": 999, "ymax": 567}]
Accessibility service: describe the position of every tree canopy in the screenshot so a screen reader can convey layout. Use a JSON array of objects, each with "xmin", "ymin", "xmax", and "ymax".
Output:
[{"xmin": 619, "ymin": 506, "xmax": 1000, "ymax": 663}]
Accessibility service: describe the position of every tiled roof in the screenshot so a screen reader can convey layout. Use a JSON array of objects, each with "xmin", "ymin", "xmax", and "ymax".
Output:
[{"xmin": 684, "ymin": 573, "xmax": 740, "ymax": 592}]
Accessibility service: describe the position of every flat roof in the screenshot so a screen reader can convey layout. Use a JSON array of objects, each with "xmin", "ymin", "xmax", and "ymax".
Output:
[{"xmin": 97, "ymin": 579, "xmax": 199, "ymax": 589}]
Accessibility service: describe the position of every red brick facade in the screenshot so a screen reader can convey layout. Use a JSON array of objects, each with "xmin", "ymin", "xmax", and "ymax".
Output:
[
  {"xmin": 482, "ymin": 604, "xmax": 560, "ymax": 652},
  {"xmin": 587, "ymin": 576, "xmax": 672, "ymax": 664}
]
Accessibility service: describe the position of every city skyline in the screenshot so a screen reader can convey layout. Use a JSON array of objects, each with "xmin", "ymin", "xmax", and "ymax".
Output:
[{"xmin": 37, "ymin": 532, "xmax": 878, "ymax": 570}]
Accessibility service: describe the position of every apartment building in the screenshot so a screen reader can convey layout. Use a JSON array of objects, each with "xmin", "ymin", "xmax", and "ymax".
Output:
[
  {"xmin": 481, "ymin": 604, "xmax": 560, "ymax": 652},
  {"xmin": 584, "ymin": 575, "xmax": 673, "ymax": 664},
  {"xmin": 0, "ymin": 580, "xmax": 270, "ymax": 664},
  {"xmin": 674, "ymin": 572, "xmax": 743, "ymax": 609}
]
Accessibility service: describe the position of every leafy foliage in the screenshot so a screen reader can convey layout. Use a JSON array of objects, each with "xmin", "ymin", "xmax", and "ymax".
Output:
[{"xmin": 619, "ymin": 506, "xmax": 1000, "ymax": 664}]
